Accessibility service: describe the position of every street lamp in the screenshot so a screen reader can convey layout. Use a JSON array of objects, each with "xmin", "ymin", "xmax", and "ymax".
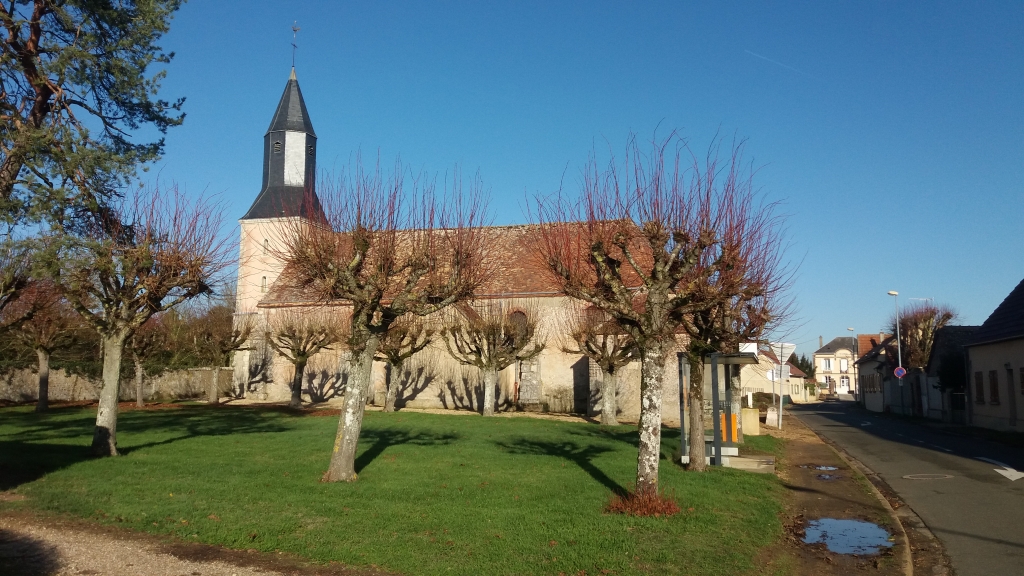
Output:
[{"xmin": 888, "ymin": 291, "xmax": 903, "ymax": 386}]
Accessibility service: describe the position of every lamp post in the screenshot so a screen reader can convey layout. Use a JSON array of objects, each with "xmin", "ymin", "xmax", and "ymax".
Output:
[{"xmin": 888, "ymin": 291, "xmax": 903, "ymax": 386}]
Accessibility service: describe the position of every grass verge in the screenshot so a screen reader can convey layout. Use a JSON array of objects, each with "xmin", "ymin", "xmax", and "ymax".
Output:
[{"xmin": 0, "ymin": 404, "xmax": 784, "ymax": 575}]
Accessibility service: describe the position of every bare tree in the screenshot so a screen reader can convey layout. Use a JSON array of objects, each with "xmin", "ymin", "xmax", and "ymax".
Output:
[
  {"xmin": 442, "ymin": 301, "xmax": 544, "ymax": 416},
  {"xmin": 7, "ymin": 281, "xmax": 79, "ymax": 411},
  {"xmin": 888, "ymin": 303, "xmax": 957, "ymax": 371},
  {"xmin": 681, "ymin": 170, "xmax": 792, "ymax": 470},
  {"xmin": 129, "ymin": 316, "xmax": 165, "ymax": 407},
  {"xmin": 189, "ymin": 292, "xmax": 256, "ymax": 404},
  {"xmin": 283, "ymin": 159, "xmax": 488, "ymax": 482},
  {"xmin": 265, "ymin": 308, "xmax": 343, "ymax": 409},
  {"xmin": 43, "ymin": 187, "xmax": 230, "ymax": 455},
  {"xmin": 559, "ymin": 303, "xmax": 636, "ymax": 426},
  {"xmin": 535, "ymin": 134, "xmax": 743, "ymax": 495},
  {"xmin": 375, "ymin": 314, "xmax": 434, "ymax": 412}
]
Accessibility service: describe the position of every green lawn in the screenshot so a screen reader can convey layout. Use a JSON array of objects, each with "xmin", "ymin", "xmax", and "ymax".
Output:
[{"xmin": 0, "ymin": 405, "xmax": 784, "ymax": 575}]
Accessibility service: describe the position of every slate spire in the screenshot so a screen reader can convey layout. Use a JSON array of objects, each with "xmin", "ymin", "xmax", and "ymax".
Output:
[{"xmin": 241, "ymin": 68, "xmax": 322, "ymax": 220}]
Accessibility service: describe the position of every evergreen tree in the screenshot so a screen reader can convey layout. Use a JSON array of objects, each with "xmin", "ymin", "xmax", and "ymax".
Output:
[{"xmin": 0, "ymin": 0, "xmax": 184, "ymax": 227}]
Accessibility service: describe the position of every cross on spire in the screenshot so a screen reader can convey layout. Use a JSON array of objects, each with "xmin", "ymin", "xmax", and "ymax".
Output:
[{"xmin": 291, "ymin": 21, "xmax": 300, "ymax": 68}]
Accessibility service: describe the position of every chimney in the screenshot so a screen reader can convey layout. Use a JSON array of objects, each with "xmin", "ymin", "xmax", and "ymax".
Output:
[{"xmin": 819, "ymin": 335, "xmax": 823, "ymax": 348}]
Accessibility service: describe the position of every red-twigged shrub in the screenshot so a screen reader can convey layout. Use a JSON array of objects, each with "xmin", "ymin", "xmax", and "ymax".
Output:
[{"xmin": 605, "ymin": 489, "xmax": 681, "ymax": 517}]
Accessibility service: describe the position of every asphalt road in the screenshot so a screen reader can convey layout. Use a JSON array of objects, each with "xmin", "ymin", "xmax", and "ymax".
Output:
[{"xmin": 791, "ymin": 402, "xmax": 1024, "ymax": 576}]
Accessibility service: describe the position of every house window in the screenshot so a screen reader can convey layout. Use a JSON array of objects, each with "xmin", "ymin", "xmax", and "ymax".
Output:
[
  {"xmin": 989, "ymin": 370, "xmax": 1000, "ymax": 404},
  {"xmin": 261, "ymin": 276, "xmax": 267, "ymax": 293},
  {"xmin": 975, "ymin": 371, "xmax": 985, "ymax": 403},
  {"xmin": 823, "ymin": 358, "xmax": 832, "ymax": 372},
  {"xmin": 263, "ymin": 238, "xmax": 269, "ymax": 254},
  {"xmin": 840, "ymin": 358, "xmax": 849, "ymax": 373},
  {"xmin": 273, "ymin": 141, "xmax": 282, "ymax": 153}
]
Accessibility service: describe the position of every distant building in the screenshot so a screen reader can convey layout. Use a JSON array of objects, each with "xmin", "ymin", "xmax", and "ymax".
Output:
[
  {"xmin": 925, "ymin": 325, "xmax": 978, "ymax": 424},
  {"xmin": 736, "ymin": 345, "xmax": 809, "ymax": 402},
  {"xmin": 856, "ymin": 335, "xmax": 894, "ymax": 413},
  {"xmin": 813, "ymin": 337, "xmax": 858, "ymax": 394},
  {"xmin": 965, "ymin": 277, "xmax": 1024, "ymax": 431}
]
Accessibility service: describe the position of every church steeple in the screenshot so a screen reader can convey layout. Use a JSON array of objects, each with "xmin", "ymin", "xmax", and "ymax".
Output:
[{"xmin": 241, "ymin": 68, "xmax": 321, "ymax": 220}]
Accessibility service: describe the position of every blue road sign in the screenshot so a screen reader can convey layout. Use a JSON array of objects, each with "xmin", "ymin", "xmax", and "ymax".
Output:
[{"xmin": 894, "ymin": 366, "xmax": 907, "ymax": 378}]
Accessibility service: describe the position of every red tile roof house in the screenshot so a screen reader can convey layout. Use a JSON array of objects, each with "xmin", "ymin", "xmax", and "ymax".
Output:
[{"xmin": 964, "ymin": 277, "xmax": 1024, "ymax": 432}]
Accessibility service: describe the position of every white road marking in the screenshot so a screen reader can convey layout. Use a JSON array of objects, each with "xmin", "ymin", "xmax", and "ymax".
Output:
[
  {"xmin": 976, "ymin": 457, "xmax": 1024, "ymax": 481},
  {"xmin": 860, "ymin": 422, "xmax": 872, "ymax": 426}
]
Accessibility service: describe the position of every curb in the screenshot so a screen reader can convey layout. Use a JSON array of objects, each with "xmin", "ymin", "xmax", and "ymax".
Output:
[{"xmin": 787, "ymin": 416, "xmax": 915, "ymax": 576}]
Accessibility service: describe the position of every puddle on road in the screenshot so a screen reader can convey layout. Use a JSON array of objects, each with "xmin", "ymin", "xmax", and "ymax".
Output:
[
  {"xmin": 803, "ymin": 518, "xmax": 895, "ymax": 555},
  {"xmin": 816, "ymin": 473, "xmax": 842, "ymax": 481}
]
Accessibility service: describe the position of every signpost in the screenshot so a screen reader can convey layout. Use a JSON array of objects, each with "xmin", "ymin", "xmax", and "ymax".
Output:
[{"xmin": 770, "ymin": 342, "xmax": 796, "ymax": 429}]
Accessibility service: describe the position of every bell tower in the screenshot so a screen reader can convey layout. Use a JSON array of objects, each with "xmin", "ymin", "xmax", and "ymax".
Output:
[{"xmin": 236, "ymin": 68, "xmax": 322, "ymax": 317}]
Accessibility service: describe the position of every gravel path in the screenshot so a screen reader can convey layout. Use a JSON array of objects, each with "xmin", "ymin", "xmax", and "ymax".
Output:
[
  {"xmin": 0, "ymin": 513, "xmax": 380, "ymax": 576},
  {"xmin": 0, "ymin": 515, "xmax": 283, "ymax": 576}
]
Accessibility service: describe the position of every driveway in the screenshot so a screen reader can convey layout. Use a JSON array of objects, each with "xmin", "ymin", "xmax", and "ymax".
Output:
[{"xmin": 791, "ymin": 402, "xmax": 1024, "ymax": 576}]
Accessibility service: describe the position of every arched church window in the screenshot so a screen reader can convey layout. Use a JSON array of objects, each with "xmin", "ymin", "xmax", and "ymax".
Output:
[
  {"xmin": 261, "ymin": 276, "xmax": 267, "ymax": 293},
  {"xmin": 263, "ymin": 239, "xmax": 269, "ymax": 254},
  {"xmin": 273, "ymin": 141, "xmax": 282, "ymax": 153},
  {"xmin": 307, "ymin": 144, "xmax": 314, "ymax": 155}
]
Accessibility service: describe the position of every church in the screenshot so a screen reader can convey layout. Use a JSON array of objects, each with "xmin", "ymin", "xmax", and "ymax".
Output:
[{"xmin": 232, "ymin": 69, "xmax": 687, "ymax": 422}]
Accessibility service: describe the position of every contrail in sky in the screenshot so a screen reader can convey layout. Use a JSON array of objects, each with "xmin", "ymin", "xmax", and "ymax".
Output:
[{"xmin": 744, "ymin": 49, "xmax": 812, "ymax": 77}]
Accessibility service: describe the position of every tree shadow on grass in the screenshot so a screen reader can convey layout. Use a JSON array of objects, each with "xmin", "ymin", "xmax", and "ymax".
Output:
[
  {"xmin": 494, "ymin": 439, "xmax": 627, "ymax": 496},
  {"xmin": 354, "ymin": 429, "xmax": 461, "ymax": 473},
  {"xmin": 0, "ymin": 405, "xmax": 294, "ymax": 491}
]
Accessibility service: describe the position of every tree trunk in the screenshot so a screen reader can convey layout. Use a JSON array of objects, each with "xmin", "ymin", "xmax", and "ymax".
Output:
[
  {"xmin": 687, "ymin": 354, "xmax": 707, "ymax": 472},
  {"xmin": 93, "ymin": 332, "xmax": 127, "ymax": 456},
  {"xmin": 323, "ymin": 338, "xmax": 378, "ymax": 482},
  {"xmin": 481, "ymin": 367, "xmax": 498, "ymax": 417},
  {"xmin": 636, "ymin": 344, "xmax": 666, "ymax": 495},
  {"xmin": 0, "ymin": 148, "xmax": 25, "ymax": 201},
  {"xmin": 134, "ymin": 354, "xmax": 145, "ymax": 408},
  {"xmin": 35, "ymin": 349, "xmax": 50, "ymax": 413},
  {"xmin": 600, "ymin": 369, "xmax": 618, "ymax": 426},
  {"xmin": 383, "ymin": 362, "xmax": 401, "ymax": 412},
  {"xmin": 289, "ymin": 360, "xmax": 307, "ymax": 409}
]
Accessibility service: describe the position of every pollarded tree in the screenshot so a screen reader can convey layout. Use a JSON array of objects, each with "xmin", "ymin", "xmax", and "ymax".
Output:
[
  {"xmin": 7, "ymin": 280, "xmax": 78, "ymax": 411},
  {"xmin": 375, "ymin": 314, "xmax": 434, "ymax": 412},
  {"xmin": 535, "ymin": 134, "xmax": 733, "ymax": 496},
  {"xmin": 888, "ymin": 303, "xmax": 957, "ymax": 371},
  {"xmin": 0, "ymin": 0, "xmax": 184, "ymax": 228},
  {"xmin": 681, "ymin": 171, "xmax": 791, "ymax": 470},
  {"xmin": 43, "ymin": 187, "xmax": 230, "ymax": 456},
  {"xmin": 190, "ymin": 294, "xmax": 256, "ymax": 404},
  {"xmin": 265, "ymin": 308, "xmax": 343, "ymax": 409},
  {"xmin": 442, "ymin": 301, "xmax": 544, "ymax": 416},
  {"xmin": 129, "ymin": 315, "xmax": 165, "ymax": 407},
  {"xmin": 560, "ymin": 304, "xmax": 636, "ymax": 426},
  {"xmin": 284, "ymin": 159, "xmax": 488, "ymax": 482}
]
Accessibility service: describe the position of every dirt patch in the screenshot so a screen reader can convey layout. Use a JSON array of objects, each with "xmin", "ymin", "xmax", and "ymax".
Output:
[{"xmin": 756, "ymin": 416, "xmax": 907, "ymax": 575}]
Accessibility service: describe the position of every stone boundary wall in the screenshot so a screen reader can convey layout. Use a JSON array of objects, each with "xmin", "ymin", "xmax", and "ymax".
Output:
[{"xmin": 0, "ymin": 367, "xmax": 233, "ymax": 404}]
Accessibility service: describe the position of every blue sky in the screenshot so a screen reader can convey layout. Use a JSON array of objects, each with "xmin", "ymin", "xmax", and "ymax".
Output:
[{"xmin": 149, "ymin": 1, "xmax": 1023, "ymax": 357}]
